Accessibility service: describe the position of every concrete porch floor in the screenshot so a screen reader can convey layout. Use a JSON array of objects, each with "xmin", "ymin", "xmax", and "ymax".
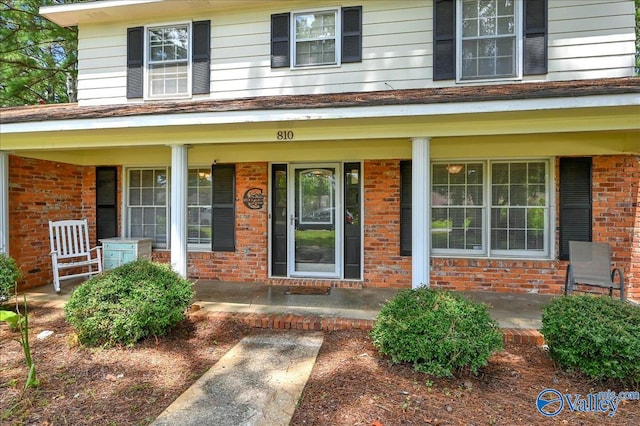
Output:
[{"xmin": 20, "ymin": 279, "xmax": 555, "ymax": 330}]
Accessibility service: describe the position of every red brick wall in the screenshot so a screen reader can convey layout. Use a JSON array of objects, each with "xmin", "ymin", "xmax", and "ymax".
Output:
[
  {"xmin": 154, "ymin": 163, "xmax": 270, "ymax": 283},
  {"xmin": 362, "ymin": 160, "xmax": 411, "ymax": 287},
  {"xmin": 430, "ymin": 156, "xmax": 639, "ymax": 297},
  {"xmin": 8, "ymin": 155, "xmax": 638, "ymax": 300},
  {"xmin": 8, "ymin": 156, "xmax": 94, "ymax": 290},
  {"xmin": 592, "ymin": 155, "xmax": 639, "ymax": 300}
]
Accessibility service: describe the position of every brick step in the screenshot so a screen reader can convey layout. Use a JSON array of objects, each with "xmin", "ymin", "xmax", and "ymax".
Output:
[{"xmin": 198, "ymin": 311, "xmax": 544, "ymax": 346}]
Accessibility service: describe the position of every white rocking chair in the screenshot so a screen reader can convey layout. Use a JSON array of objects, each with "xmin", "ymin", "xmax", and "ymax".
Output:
[{"xmin": 49, "ymin": 219, "xmax": 102, "ymax": 293}]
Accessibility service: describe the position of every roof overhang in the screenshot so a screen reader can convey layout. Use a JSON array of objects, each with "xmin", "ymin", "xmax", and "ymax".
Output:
[{"xmin": 40, "ymin": 0, "xmax": 271, "ymax": 27}]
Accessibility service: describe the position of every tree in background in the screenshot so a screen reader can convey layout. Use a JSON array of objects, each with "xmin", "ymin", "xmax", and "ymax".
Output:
[
  {"xmin": 0, "ymin": 0, "xmax": 78, "ymax": 106},
  {"xmin": 636, "ymin": 0, "xmax": 639, "ymax": 74}
]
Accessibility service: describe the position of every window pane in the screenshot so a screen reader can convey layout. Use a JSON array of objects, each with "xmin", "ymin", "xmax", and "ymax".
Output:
[
  {"xmin": 490, "ymin": 161, "xmax": 548, "ymax": 254},
  {"xmin": 509, "ymin": 230, "xmax": 525, "ymax": 250},
  {"xmin": 527, "ymin": 208, "xmax": 545, "ymax": 230},
  {"xmin": 432, "ymin": 165, "xmax": 449, "ymax": 184},
  {"xmin": 460, "ymin": 0, "xmax": 517, "ymax": 79},
  {"xmin": 491, "ymin": 229, "xmax": 507, "ymax": 250},
  {"xmin": 127, "ymin": 168, "xmax": 168, "ymax": 247},
  {"xmin": 130, "ymin": 208, "xmax": 143, "ymax": 225},
  {"xmin": 527, "ymin": 230, "xmax": 544, "ymax": 250},
  {"xmin": 528, "ymin": 185, "xmax": 545, "ymax": 206},
  {"xmin": 467, "ymin": 185, "xmax": 483, "ymax": 205},
  {"xmin": 186, "ymin": 168, "xmax": 212, "ymax": 245},
  {"xmin": 432, "ymin": 162, "xmax": 485, "ymax": 252},
  {"xmin": 492, "ymin": 207, "xmax": 507, "ymax": 228},
  {"xmin": 432, "ymin": 186, "xmax": 449, "ymax": 206},
  {"xmin": 508, "ymin": 208, "xmax": 525, "ymax": 228},
  {"xmin": 294, "ymin": 11, "xmax": 337, "ymax": 66},
  {"xmin": 129, "ymin": 188, "xmax": 141, "ymax": 205},
  {"xmin": 492, "ymin": 184, "xmax": 508, "ymax": 205},
  {"xmin": 147, "ymin": 25, "xmax": 189, "ymax": 97},
  {"xmin": 141, "ymin": 188, "xmax": 154, "ymax": 205},
  {"xmin": 510, "ymin": 184, "xmax": 526, "ymax": 205}
]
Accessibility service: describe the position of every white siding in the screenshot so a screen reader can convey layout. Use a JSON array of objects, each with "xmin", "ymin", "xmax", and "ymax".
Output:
[
  {"xmin": 547, "ymin": 0, "xmax": 636, "ymax": 81},
  {"xmin": 75, "ymin": 0, "xmax": 636, "ymax": 106}
]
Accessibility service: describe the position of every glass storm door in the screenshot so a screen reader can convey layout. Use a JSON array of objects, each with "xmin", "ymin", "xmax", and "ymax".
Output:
[{"xmin": 289, "ymin": 164, "xmax": 341, "ymax": 277}]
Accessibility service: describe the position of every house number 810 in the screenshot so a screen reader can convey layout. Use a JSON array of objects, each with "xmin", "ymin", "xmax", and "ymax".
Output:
[{"xmin": 277, "ymin": 130, "xmax": 294, "ymax": 141}]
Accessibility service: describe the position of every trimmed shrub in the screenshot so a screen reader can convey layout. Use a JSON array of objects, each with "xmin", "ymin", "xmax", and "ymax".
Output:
[
  {"xmin": 64, "ymin": 260, "xmax": 194, "ymax": 347},
  {"xmin": 541, "ymin": 295, "xmax": 640, "ymax": 387},
  {"xmin": 0, "ymin": 253, "xmax": 21, "ymax": 302},
  {"xmin": 370, "ymin": 287, "xmax": 503, "ymax": 377}
]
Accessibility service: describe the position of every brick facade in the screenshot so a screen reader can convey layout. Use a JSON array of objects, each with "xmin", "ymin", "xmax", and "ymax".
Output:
[
  {"xmin": 7, "ymin": 155, "xmax": 639, "ymax": 301},
  {"xmin": 8, "ymin": 156, "xmax": 95, "ymax": 290}
]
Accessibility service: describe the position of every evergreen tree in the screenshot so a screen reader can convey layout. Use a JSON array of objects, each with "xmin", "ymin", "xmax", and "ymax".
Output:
[{"xmin": 0, "ymin": 0, "xmax": 78, "ymax": 106}]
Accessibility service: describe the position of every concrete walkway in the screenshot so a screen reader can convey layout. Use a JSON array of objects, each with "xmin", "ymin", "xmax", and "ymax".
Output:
[{"xmin": 152, "ymin": 330, "xmax": 323, "ymax": 426}]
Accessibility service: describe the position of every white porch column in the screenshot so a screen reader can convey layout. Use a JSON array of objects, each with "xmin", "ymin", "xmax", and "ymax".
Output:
[
  {"xmin": 411, "ymin": 137, "xmax": 431, "ymax": 288},
  {"xmin": 0, "ymin": 152, "xmax": 8, "ymax": 255},
  {"xmin": 170, "ymin": 145, "xmax": 189, "ymax": 278}
]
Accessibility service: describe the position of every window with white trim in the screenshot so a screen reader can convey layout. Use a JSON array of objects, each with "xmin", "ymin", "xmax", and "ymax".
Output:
[
  {"xmin": 293, "ymin": 9, "xmax": 339, "ymax": 67},
  {"xmin": 459, "ymin": 0, "xmax": 520, "ymax": 80},
  {"xmin": 127, "ymin": 167, "xmax": 213, "ymax": 249},
  {"xmin": 431, "ymin": 160, "xmax": 549, "ymax": 257},
  {"xmin": 127, "ymin": 168, "xmax": 169, "ymax": 248},
  {"xmin": 187, "ymin": 168, "xmax": 212, "ymax": 246},
  {"xmin": 147, "ymin": 24, "xmax": 190, "ymax": 98}
]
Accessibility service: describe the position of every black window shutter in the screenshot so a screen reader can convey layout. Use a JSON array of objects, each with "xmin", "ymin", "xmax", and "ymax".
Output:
[
  {"xmin": 559, "ymin": 157, "xmax": 592, "ymax": 260},
  {"xmin": 342, "ymin": 6, "xmax": 362, "ymax": 63},
  {"xmin": 400, "ymin": 160, "xmax": 412, "ymax": 256},
  {"xmin": 344, "ymin": 162, "xmax": 362, "ymax": 279},
  {"xmin": 433, "ymin": 0, "xmax": 456, "ymax": 80},
  {"xmin": 271, "ymin": 164, "xmax": 288, "ymax": 276},
  {"xmin": 96, "ymin": 167, "xmax": 118, "ymax": 242},
  {"xmin": 523, "ymin": 0, "xmax": 547, "ymax": 75},
  {"xmin": 271, "ymin": 13, "xmax": 290, "ymax": 68},
  {"xmin": 212, "ymin": 164, "xmax": 235, "ymax": 252},
  {"xmin": 126, "ymin": 27, "xmax": 144, "ymax": 98},
  {"xmin": 192, "ymin": 20, "xmax": 211, "ymax": 95}
]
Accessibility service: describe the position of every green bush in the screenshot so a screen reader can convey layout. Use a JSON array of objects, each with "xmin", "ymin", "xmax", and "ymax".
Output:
[
  {"xmin": 370, "ymin": 287, "xmax": 503, "ymax": 377},
  {"xmin": 64, "ymin": 260, "xmax": 194, "ymax": 347},
  {"xmin": 541, "ymin": 295, "xmax": 640, "ymax": 386},
  {"xmin": 0, "ymin": 253, "xmax": 21, "ymax": 301}
]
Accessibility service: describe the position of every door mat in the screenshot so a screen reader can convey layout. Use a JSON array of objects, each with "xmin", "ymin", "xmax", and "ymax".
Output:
[{"xmin": 285, "ymin": 286, "xmax": 331, "ymax": 295}]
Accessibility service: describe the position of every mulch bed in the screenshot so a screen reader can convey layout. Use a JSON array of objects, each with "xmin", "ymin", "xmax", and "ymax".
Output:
[{"xmin": 1, "ymin": 303, "xmax": 638, "ymax": 425}]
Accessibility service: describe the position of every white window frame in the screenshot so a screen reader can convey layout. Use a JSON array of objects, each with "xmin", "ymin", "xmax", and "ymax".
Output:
[
  {"xmin": 125, "ymin": 166, "xmax": 212, "ymax": 251},
  {"xmin": 144, "ymin": 21, "xmax": 192, "ymax": 100},
  {"xmin": 291, "ymin": 7, "xmax": 342, "ymax": 69},
  {"xmin": 125, "ymin": 167, "xmax": 170, "ymax": 249},
  {"xmin": 456, "ymin": 0, "xmax": 523, "ymax": 82},
  {"xmin": 187, "ymin": 168, "xmax": 212, "ymax": 251},
  {"xmin": 431, "ymin": 159, "xmax": 551, "ymax": 259}
]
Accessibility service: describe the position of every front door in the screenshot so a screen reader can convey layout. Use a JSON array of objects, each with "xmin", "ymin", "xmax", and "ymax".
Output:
[{"xmin": 288, "ymin": 164, "xmax": 341, "ymax": 278}]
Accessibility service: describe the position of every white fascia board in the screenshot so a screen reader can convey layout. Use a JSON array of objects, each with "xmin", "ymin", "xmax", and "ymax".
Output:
[
  {"xmin": 2, "ymin": 93, "xmax": 639, "ymax": 135},
  {"xmin": 40, "ymin": 0, "xmax": 161, "ymax": 26}
]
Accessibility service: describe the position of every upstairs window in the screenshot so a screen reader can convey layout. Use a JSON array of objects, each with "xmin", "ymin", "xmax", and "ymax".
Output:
[
  {"xmin": 293, "ymin": 10, "xmax": 339, "ymax": 67},
  {"xmin": 271, "ymin": 6, "xmax": 362, "ymax": 69},
  {"xmin": 127, "ymin": 21, "xmax": 210, "ymax": 99},
  {"xmin": 147, "ymin": 24, "xmax": 190, "ymax": 98},
  {"xmin": 434, "ymin": 0, "xmax": 547, "ymax": 81},
  {"xmin": 460, "ymin": 0, "xmax": 518, "ymax": 80}
]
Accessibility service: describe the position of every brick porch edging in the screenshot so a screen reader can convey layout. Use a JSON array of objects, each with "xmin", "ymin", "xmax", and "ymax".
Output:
[{"xmin": 198, "ymin": 311, "xmax": 545, "ymax": 346}]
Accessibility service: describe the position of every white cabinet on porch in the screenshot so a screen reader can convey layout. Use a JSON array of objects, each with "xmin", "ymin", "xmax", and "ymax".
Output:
[{"xmin": 100, "ymin": 237, "xmax": 152, "ymax": 270}]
